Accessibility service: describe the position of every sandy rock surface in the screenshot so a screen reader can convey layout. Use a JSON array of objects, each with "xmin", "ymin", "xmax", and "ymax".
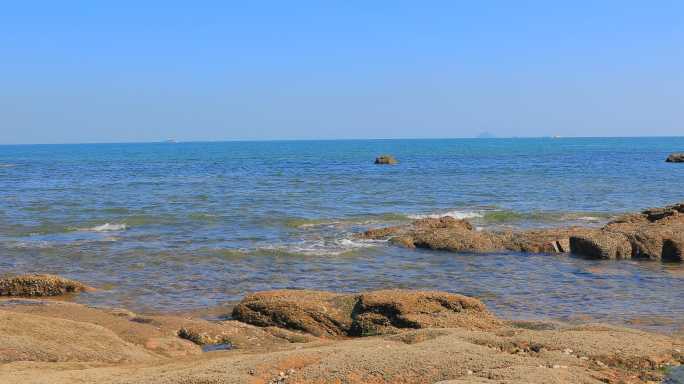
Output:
[{"xmin": 0, "ymin": 288, "xmax": 681, "ymax": 384}]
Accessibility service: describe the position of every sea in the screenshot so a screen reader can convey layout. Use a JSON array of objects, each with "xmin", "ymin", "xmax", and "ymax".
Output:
[{"xmin": 1, "ymin": 138, "xmax": 683, "ymax": 331}]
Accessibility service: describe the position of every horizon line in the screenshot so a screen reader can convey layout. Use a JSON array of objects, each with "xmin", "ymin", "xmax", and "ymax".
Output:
[{"xmin": 1, "ymin": 135, "xmax": 684, "ymax": 146}]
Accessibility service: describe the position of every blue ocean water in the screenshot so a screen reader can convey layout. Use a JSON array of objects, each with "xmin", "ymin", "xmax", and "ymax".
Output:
[{"xmin": 1, "ymin": 138, "xmax": 683, "ymax": 328}]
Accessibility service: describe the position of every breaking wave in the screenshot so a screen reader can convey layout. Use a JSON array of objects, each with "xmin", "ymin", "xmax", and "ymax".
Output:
[
  {"xmin": 83, "ymin": 223, "xmax": 128, "ymax": 232},
  {"xmin": 407, "ymin": 210, "xmax": 484, "ymax": 220}
]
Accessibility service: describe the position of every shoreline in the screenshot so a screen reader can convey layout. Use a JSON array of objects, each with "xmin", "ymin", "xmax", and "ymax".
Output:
[
  {"xmin": 1, "ymin": 201, "xmax": 683, "ymax": 383},
  {"xmin": 1, "ymin": 285, "xmax": 683, "ymax": 384}
]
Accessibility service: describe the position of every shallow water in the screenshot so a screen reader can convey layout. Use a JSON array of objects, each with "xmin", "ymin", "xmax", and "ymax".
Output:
[{"xmin": 1, "ymin": 138, "xmax": 683, "ymax": 330}]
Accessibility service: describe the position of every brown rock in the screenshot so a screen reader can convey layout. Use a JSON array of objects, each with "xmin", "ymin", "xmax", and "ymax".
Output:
[
  {"xmin": 405, "ymin": 217, "xmax": 502, "ymax": 253},
  {"xmin": 231, "ymin": 290, "xmax": 357, "ymax": 337},
  {"xmin": 350, "ymin": 290, "xmax": 500, "ymax": 336},
  {"xmin": 666, "ymin": 153, "xmax": 684, "ymax": 162},
  {"xmin": 662, "ymin": 236, "xmax": 684, "ymax": 262},
  {"xmin": 374, "ymin": 155, "xmax": 398, "ymax": 165},
  {"xmin": 0, "ymin": 274, "xmax": 92, "ymax": 297},
  {"xmin": 232, "ymin": 289, "xmax": 500, "ymax": 338},
  {"xmin": 361, "ymin": 202, "xmax": 684, "ymax": 262},
  {"xmin": 569, "ymin": 232, "xmax": 632, "ymax": 259},
  {"xmin": 0, "ymin": 310, "xmax": 155, "ymax": 363},
  {"xmin": 363, "ymin": 217, "xmax": 592, "ymax": 255}
]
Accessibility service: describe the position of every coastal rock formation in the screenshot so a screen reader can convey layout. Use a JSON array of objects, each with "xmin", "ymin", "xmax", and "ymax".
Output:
[
  {"xmin": 232, "ymin": 289, "xmax": 500, "ymax": 337},
  {"xmin": 569, "ymin": 232, "xmax": 633, "ymax": 260},
  {"xmin": 0, "ymin": 288, "xmax": 681, "ymax": 383},
  {"xmin": 232, "ymin": 290, "xmax": 357, "ymax": 337},
  {"xmin": 0, "ymin": 274, "xmax": 92, "ymax": 297},
  {"xmin": 0, "ymin": 310, "xmax": 156, "ymax": 363},
  {"xmin": 666, "ymin": 153, "xmax": 684, "ymax": 162},
  {"xmin": 360, "ymin": 202, "xmax": 684, "ymax": 261},
  {"xmin": 350, "ymin": 290, "xmax": 501, "ymax": 336},
  {"xmin": 374, "ymin": 155, "xmax": 398, "ymax": 164},
  {"xmin": 360, "ymin": 216, "xmax": 594, "ymax": 255}
]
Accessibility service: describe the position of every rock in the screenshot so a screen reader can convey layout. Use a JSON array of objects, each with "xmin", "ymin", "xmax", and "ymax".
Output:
[
  {"xmin": 361, "ymin": 202, "xmax": 684, "ymax": 262},
  {"xmin": 0, "ymin": 310, "xmax": 155, "ymax": 363},
  {"xmin": 666, "ymin": 153, "xmax": 684, "ymax": 162},
  {"xmin": 361, "ymin": 216, "xmax": 592, "ymax": 255},
  {"xmin": 0, "ymin": 274, "xmax": 92, "ymax": 297},
  {"xmin": 232, "ymin": 290, "xmax": 357, "ymax": 337},
  {"xmin": 662, "ymin": 236, "xmax": 684, "ymax": 262},
  {"xmin": 569, "ymin": 232, "xmax": 632, "ymax": 259},
  {"xmin": 386, "ymin": 216, "xmax": 503, "ymax": 253},
  {"xmin": 350, "ymin": 290, "xmax": 500, "ymax": 336},
  {"xmin": 374, "ymin": 155, "xmax": 398, "ymax": 165},
  {"xmin": 0, "ymin": 298, "xmax": 679, "ymax": 384},
  {"xmin": 232, "ymin": 289, "xmax": 500, "ymax": 338}
]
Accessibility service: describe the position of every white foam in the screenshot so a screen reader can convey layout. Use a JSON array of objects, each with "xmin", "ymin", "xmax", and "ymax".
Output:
[
  {"xmin": 407, "ymin": 210, "xmax": 484, "ymax": 220},
  {"xmin": 260, "ymin": 237, "xmax": 385, "ymax": 256},
  {"xmin": 85, "ymin": 223, "xmax": 128, "ymax": 232},
  {"xmin": 576, "ymin": 216, "xmax": 602, "ymax": 222}
]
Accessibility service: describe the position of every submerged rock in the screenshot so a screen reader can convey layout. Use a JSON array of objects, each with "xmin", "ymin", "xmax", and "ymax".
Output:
[
  {"xmin": 0, "ymin": 274, "xmax": 92, "ymax": 297},
  {"xmin": 666, "ymin": 153, "xmax": 684, "ymax": 162},
  {"xmin": 374, "ymin": 155, "xmax": 398, "ymax": 165},
  {"xmin": 232, "ymin": 289, "xmax": 500, "ymax": 338}
]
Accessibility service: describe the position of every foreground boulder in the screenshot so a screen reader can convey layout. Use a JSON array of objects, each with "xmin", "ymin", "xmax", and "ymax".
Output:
[
  {"xmin": 0, "ymin": 274, "xmax": 92, "ymax": 297},
  {"xmin": 350, "ymin": 290, "xmax": 501, "ymax": 336},
  {"xmin": 232, "ymin": 290, "xmax": 357, "ymax": 337},
  {"xmin": 374, "ymin": 155, "xmax": 398, "ymax": 165},
  {"xmin": 0, "ymin": 296, "xmax": 680, "ymax": 383},
  {"xmin": 232, "ymin": 289, "xmax": 500, "ymax": 338},
  {"xmin": 666, "ymin": 153, "xmax": 684, "ymax": 162},
  {"xmin": 0, "ymin": 310, "xmax": 155, "ymax": 363}
]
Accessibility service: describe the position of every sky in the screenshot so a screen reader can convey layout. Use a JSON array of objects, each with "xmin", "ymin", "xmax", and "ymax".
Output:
[{"xmin": 1, "ymin": 1, "xmax": 683, "ymax": 144}]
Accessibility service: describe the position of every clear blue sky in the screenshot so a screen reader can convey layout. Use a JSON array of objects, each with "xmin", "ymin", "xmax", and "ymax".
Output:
[{"xmin": 1, "ymin": 1, "xmax": 682, "ymax": 144}]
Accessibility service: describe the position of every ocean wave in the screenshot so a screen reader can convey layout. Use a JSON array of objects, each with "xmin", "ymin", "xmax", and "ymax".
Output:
[
  {"xmin": 83, "ymin": 223, "xmax": 128, "ymax": 232},
  {"xmin": 259, "ymin": 237, "xmax": 385, "ymax": 256},
  {"xmin": 283, "ymin": 213, "xmax": 409, "ymax": 229},
  {"xmin": 405, "ymin": 208, "xmax": 612, "ymax": 227},
  {"xmin": 407, "ymin": 210, "xmax": 484, "ymax": 220}
]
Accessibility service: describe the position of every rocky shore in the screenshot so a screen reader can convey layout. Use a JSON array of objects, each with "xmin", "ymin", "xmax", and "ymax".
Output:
[
  {"xmin": 360, "ymin": 202, "xmax": 684, "ymax": 261},
  {"xmin": 0, "ymin": 274, "xmax": 682, "ymax": 383}
]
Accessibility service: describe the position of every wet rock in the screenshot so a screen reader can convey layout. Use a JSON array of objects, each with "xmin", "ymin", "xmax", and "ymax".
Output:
[
  {"xmin": 233, "ymin": 289, "xmax": 500, "ymax": 338},
  {"xmin": 387, "ymin": 216, "xmax": 503, "ymax": 253},
  {"xmin": 0, "ymin": 274, "xmax": 92, "ymax": 297},
  {"xmin": 362, "ymin": 216, "xmax": 591, "ymax": 255},
  {"xmin": 569, "ymin": 231, "xmax": 632, "ymax": 259},
  {"xmin": 662, "ymin": 236, "xmax": 684, "ymax": 262},
  {"xmin": 666, "ymin": 153, "xmax": 684, "ymax": 162},
  {"xmin": 374, "ymin": 155, "xmax": 398, "ymax": 165},
  {"xmin": 232, "ymin": 290, "xmax": 357, "ymax": 337},
  {"xmin": 350, "ymin": 290, "xmax": 500, "ymax": 336},
  {"xmin": 362, "ymin": 202, "xmax": 684, "ymax": 262}
]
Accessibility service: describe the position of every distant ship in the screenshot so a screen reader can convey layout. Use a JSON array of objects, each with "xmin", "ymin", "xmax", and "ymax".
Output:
[{"xmin": 164, "ymin": 138, "xmax": 178, "ymax": 143}]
